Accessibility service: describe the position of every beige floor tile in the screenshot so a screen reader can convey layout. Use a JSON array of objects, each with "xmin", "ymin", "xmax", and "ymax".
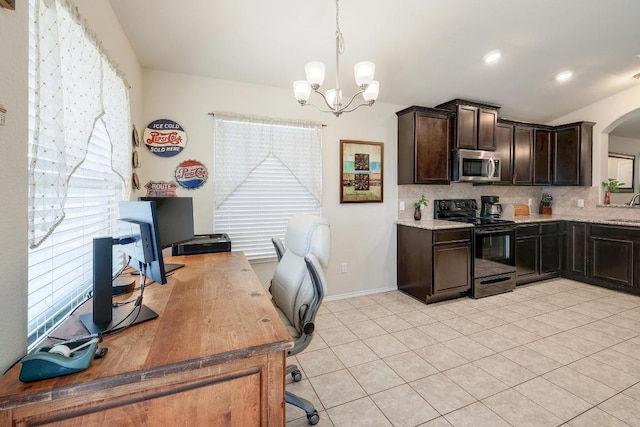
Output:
[
  {"xmin": 473, "ymin": 353, "xmax": 537, "ymax": 387},
  {"xmin": 317, "ymin": 325, "xmax": 359, "ymax": 347},
  {"xmin": 483, "ymin": 306, "xmax": 528, "ymax": 322},
  {"xmin": 598, "ymin": 393, "xmax": 640, "ymax": 426},
  {"xmin": 326, "ymin": 397, "xmax": 392, "ymax": 426},
  {"xmin": 566, "ymin": 407, "xmax": 631, "ymax": 427},
  {"xmin": 305, "ymin": 334, "xmax": 328, "ymax": 352},
  {"xmin": 392, "ymin": 327, "xmax": 438, "ymax": 350},
  {"xmin": 331, "ymin": 340, "xmax": 379, "ymax": 368},
  {"xmin": 410, "ymin": 373, "xmax": 476, "ymax": 415},
  {"xmin": 567, "ymin": 302, "xmax": 613, "ymax": 320},
  {"xmin": 346, "ymin": 319, "xmax": 387, "ymax": 340},
  {"xmin": 422, "ymin": 306, "xmax": 459, "ymax": 322},
  {"xmin": 383, "ymin": 351, "xmax": 438, "ymax": 382},
  {"xmin": 443, "ymin": 363, "xmax": 509, "ymax": 400},
  {"xmin": 553, "ymin": 307, "xmax": 601, "ymax": 325},
  {"xmin": 604, "ymin": 313, "xmax": 640, "ymax": 331},
  {"xmin": 315, "ymin": 312, "xmax": 343, "ymax": 330},
  {"xmin": 349, "ymin": 359, "xmax": 404, "ymax": 395},
  {"xmin": 323, "ymin": 299, "xmax": 355, "ymax": 313},
  {"xmin": 543, "ymin": 366, "xmax": 617, "ymax": 405},
  {"xmin": 463, "ymin": 311, "xmax": 507, "ymax": 329},
  {"xmin": 500, "ymin": 345, "xmax": 563, "ymax": 375},
  {"xmin": 482, "ymin": 389, "xmax": 563, "ymax": 427},
  {"xmin": 332, "ymin": 308, "xmax": 369, "ymax": 325},
  {"xmin": 569, "ymin": 356, "xmax": 640, "ymax": 391},
  {"xmin": 297, "ymin": 348, "xmax": 345, "ymax": 378},
  {"xmin": 571, "ymin": 324, "xmax": 626, "ymax": 347},
  {"xmin": 546, "ymin": 331, "xmax": 607, "ymax": 356},
  {"xmin": 591, "ymin": 348, "xmax": 640, "ymax": 377},
  {"xmin": 444, "ymin": 401, "xmax": 510, "ymax": 427},
  {"xmin": 532, "ymin": 312, "xmax": 581, "ymax": 330},
  {"xmin": 385, "ymin": 301, "xmax": 418, "ymax": 314},
  {"xmin": 375, "ymin": 314, "xmax": 414, "ymax": 333},
  {"xmin": 468, "ymin": 329, "xmax": 518, "ymax": 353},
  {"xmin": 436, "ymin": 300, "xmax": 480, "ymax": 316},
  {"xmin": 589, "ymin": 320, "xmax": 637, "ymax": 341},
  {"xmin": 524, "ymin": 337, "xmax": 585, "ymax": 364},
  {"xmin": 418, "ymin": 322, "xmax": 464, "ymax": 342},
  {"xmin": 345, "ymin": 295, "xmax": 379, "ymax": 308},
  {"xmin": 513, "ymin": 317, "xmax": 564, "ymax": 337},
  {"xmin": 309, "ymin": 369, "xmax": 367, "ymax": 409},
  {"xmin": 611, "ymin": 340, "xmax": 640, "ymax": 361},
  {"xmin": 624, "ymin": 382, "xmax": 640, "ymax": 401},
  {"xmin": 491, "ymin": 323, "xmax": 541, "ymax": 346},
  {"xmin": 401, "ymin": 309, "xmax": 438, "ymax": 327},
  {"xmin": 417, "ymin": 417, "xmax": 453, "ymax": 427},
  {"xmin": 363, "ymin": 333, "xmax": 410, "ymax": 358},
  {"xmin": 414, "ymin": 343, "xmax": 469, "ymax": 372},
  {"xmin": 441, "ymin": 316, "xmax": 486, "ymax": 335},
  {"xmin": 362, "ymin": 303, "xmax": 394, "ymax": 319},
  {"xmin": 371, "ymin": 384, "xmax": 440, "ymax": 427},
  {"xmin": 505, "ymin": 302, "xmax": 548, "ymax": 317},
  {"xmin": 515, "ymin": 377, "xmax": 592, "ymax": 421},
  {"xmin": 442, "ymin": 336, "xmax": 495, "ymax": 361},
  {"xmin": 523, "ymin": 299, "xmax": 563, "ymax": 314}
]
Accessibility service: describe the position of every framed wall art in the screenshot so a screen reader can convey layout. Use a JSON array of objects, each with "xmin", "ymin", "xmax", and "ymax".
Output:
[{"xmin": 340, "ymin": 140, "xmax": 383, "ymax": 203}]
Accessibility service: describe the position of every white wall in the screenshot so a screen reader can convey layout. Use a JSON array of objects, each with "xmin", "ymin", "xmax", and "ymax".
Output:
[
  {"xmin": 138, "ymin": 70, "xmax": 404, "ymax": 298},
  {"xmin": 0, "ymin": 3, "xmax": 28, "ymax": 374}
]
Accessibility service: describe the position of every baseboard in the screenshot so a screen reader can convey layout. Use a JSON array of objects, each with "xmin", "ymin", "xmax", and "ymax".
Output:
[{"xmin": 324, "ymin": 285, "xmax": 398, "ymax": 302}]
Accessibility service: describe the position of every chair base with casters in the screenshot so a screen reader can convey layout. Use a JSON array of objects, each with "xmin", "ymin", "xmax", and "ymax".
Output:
[{"xmin": 270, "ymin": 216, "xmax": 330, "ymax": 425}]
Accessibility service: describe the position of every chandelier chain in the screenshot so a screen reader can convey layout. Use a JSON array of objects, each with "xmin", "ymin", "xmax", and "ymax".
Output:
[{"xmin": 335, "ymin": 0, "xmax": 344, "ymax": 55}]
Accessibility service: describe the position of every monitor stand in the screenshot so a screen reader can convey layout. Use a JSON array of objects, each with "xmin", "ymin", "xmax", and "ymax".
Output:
[
  {"xmin": 80, "ymin": 304, "xmax": 158, "ymax": 335},
  {"xmin": 164, "ymin": 262, "xmax": 184, "ymax": 274}
]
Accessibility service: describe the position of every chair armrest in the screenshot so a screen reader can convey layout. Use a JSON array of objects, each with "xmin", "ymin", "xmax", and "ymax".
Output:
[{"xmin": 271, "ymin": 237, "xmax": 285, "ymax": 262}]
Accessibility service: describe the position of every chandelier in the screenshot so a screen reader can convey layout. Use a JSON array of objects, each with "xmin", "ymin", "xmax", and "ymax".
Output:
[{"xmin": 293, "ymin": 0, "xmax": 379, "ymax": 117}]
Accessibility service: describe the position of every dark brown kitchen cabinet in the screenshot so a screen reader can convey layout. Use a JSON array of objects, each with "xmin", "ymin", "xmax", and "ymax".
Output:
[
  {"xmin": 512, "ymin": 125, "xmax": 534, "ymax": 185},
  {"xmin": 396, "ymin": 106, "xmax": 454, "ymax": 185},
  {"xmin": 516, "ymin": 222, "xmax": 561, "ymax": 285},
  {"xmin": 397, "ymin": 225, "xmax": 471, "ymax": 303},
  {"xmin": 553, "ymin": 121, "xmax": 594, "ymax": 186},
  {"xmin": 563, "ymin": 221, "xmax": 588, "ymax": 281},
  {"xmin": 533, "ymin": 128, "xmax": 553, "ymax": 185},
  {"xmin": 436, "ymin": 99, "xmax": 500, "ymax": 151},
  {"xmin": 589, "ymin": 225, "xmax": 640, "ymax": 293},
  {"xmin": 494, "ymin": 122, "xmax": 513, "ymax": 184}
]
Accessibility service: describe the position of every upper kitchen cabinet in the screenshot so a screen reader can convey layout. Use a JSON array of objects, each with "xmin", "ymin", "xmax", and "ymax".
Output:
[
  {"xmin": 512, "ymin": 124, "xmax": 534, "ymax": 185},
  {"xmin": 553, "ymin": 121, "xmax": 594, "ymax": 186},
  {"xmin": 436, "ymin": 99, "xmax": 500, "ymax": 151},
  {"xmin": 533, "ymin": 127, "xmax": 553, "ymax": 185},
  {"xmin": 494, "ymin": 122, "xmax": 513, "ymax": 184},
  {"xmin": 397, "ymin": 106, "xmax": 454, "ymax": 185}
]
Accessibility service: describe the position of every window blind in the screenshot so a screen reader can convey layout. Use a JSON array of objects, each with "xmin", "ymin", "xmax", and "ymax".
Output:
[
  {"xmin": 213, "ymin": 115, "xmax": 322, "ymax": 259},
  {"xmin": 27, "ymin": 0, "xmax": 130, "ymax": 348}
]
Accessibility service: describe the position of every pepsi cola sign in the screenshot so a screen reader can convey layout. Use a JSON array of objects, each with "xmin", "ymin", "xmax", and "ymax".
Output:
[
  {"xmin": 175, "ymin": 160, "xmax": 208, "ymax": 189},
  {"xmin": 143, "ymin": 119, "xmax": 187, "ymax": 157}
]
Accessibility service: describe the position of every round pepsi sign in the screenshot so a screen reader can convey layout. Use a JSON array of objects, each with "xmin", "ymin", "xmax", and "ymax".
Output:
[
  {"xmin": 175, "ymin": 160, "xmax": 208, "ymax": 189},
  {"xmin": 143, "ymin": 119, "xmax": 187, "ymax": 157}
]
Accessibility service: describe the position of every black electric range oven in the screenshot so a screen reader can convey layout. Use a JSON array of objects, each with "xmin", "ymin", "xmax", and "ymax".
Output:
[{"xmin": 434, "ymin": 199, "xmax": 516, "ymax": 298}]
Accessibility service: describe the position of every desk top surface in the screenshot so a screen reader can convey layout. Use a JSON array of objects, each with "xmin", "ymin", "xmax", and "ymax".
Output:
[{"xmin": 0, "ymin": 252, "xmax": 292, "ymax": 406}]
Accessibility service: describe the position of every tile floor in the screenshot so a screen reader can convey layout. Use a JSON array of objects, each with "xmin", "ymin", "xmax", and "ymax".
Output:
[{"xmin": 285, "ymin": 279, "xmax": 640, "ymax": 426}]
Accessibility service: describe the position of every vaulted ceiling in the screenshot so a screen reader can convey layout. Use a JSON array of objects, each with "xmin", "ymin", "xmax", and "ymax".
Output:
[{"xmin": 108, "ymin": 0, "xmax": 640, "ymax": 126}]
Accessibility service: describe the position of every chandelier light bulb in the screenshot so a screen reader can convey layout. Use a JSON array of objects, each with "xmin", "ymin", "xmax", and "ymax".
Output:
[
  {"xmin": 354, "ymin": 61, "xmax": 375, "ymax": 88},
  {"xmin": 293, "ymin": 80, "xmax": 311, "ymax": 103},
  {"xmin": 363, "ymin": 80, "xmax": 379, "ymax": 102},
  {"xmin": 325, "ymin": 89, "xmax": 343, "ymax": 109},
  {"xmin": 305, "ymin": 62, "xmax": 326, "ymax": 89}
]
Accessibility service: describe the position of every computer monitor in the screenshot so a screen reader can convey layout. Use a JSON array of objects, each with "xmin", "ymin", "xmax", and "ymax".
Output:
[
  {"xmin": 139, "ymin": 196, "xmax": 195, "ymax": 273},
  {"xmin": 79, "ymin": 201, "xmax": 165, "ymax": 335},
  {"xmin": 138, "ymin": 197, "xmax": 195, "ymax": 248}
]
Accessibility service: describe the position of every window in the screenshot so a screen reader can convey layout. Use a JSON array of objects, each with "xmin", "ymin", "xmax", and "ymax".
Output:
[
  {"xmin": 213, "ymin": 114, "xmax": 322, "ymax": 259},
  {"xmin": 27, "ymin": 0, "xmax": 131, "ymax": 348}
]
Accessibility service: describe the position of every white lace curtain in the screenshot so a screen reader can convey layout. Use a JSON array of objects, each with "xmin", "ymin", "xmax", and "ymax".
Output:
[
  {"xmin": 28, "ymin": 0, "xmax": 131, "ymax": 249},
  {"xmin": 213, "ymin": 113, "xmax": 323, "ymax": 208}
]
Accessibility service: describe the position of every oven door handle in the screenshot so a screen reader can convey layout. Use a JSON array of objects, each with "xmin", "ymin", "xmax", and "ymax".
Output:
[{"xmin": 474, "ymin": 227, "xmax": 514, "ymax": 235}]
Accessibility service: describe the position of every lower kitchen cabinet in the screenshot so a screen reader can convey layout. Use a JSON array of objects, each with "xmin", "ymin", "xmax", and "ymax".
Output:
[
  {"xmin": 562, "ymin": 221, "xmax": 589, "ymax": 280},
  {"xmin": 516, "ymin": 222, "xmax": 560, "ymax": 285},
  {"xmin": 397, "ymin": 225, "xmax": 471, "ymax": 303},
  {"xmin": 589, "ymin": 224, "xmax": 640, "ymax": 293}
]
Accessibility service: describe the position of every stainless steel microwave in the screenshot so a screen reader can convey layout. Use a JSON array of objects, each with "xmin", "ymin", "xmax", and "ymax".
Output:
[{"xmin": 452, "ymin": 149, "xmax": 501, "ymax": 182}]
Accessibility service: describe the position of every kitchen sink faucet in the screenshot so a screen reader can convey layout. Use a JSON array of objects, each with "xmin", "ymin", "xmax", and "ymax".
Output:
[{"xmin": 626, "ymin": 192, "xmax": 640, "ymax": 206}]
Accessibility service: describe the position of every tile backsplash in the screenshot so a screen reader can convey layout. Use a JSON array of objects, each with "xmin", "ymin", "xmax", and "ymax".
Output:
[{"xmin": 399, "ymin": 184, "xmax": 638, "ymax": 221}]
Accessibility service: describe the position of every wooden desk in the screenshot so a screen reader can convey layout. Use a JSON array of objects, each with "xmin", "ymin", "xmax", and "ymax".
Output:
[{"xmin": 0, "ymin": 252, "xmax": 292, "ymax": 426}]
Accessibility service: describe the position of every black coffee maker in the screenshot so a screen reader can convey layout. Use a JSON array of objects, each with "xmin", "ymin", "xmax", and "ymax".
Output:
[{"xmin": 481, "ymin": 195, "xmax": 502, "ymax": 218}]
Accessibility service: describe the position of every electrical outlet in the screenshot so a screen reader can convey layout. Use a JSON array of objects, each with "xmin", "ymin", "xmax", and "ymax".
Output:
[
  {"xmin": 527, "ymin": 198, "xmax": 533, "ymax": 206},
  {"xmin": 578, "ymin": 199, "xmax": 584, "ymax": 208},
  {"xmin": 341, "ymin": 262, "xmax": 347, "ymax": 273},
  {"xmin": 399, "ymin": 201, "xmax": 405, "ymax": 211}
]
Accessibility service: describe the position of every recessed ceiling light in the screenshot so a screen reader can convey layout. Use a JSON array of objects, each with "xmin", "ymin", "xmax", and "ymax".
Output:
[
  {"xmin": 556, "ymin": 70, "xmax": 573, "ymax": 82},
  {"xmin": 483, "ymin": 50, "xmax": 501, "ymax": 64}
]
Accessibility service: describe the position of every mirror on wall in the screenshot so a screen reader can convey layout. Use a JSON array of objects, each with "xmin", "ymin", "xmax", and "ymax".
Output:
[{"xmin": 607, "ymin": 152, "xmax": 635, "ymax": 193}]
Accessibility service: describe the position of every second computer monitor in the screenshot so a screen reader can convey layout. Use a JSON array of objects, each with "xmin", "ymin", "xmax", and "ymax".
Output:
[{"xmin": 139, "ymin": 197, "xmax": 195, "ymax": 248}]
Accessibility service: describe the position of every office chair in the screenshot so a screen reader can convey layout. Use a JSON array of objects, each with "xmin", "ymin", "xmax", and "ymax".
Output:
[{"xmin": 270, "ymin": 214, "xmax": 330, "ymax": 425}]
